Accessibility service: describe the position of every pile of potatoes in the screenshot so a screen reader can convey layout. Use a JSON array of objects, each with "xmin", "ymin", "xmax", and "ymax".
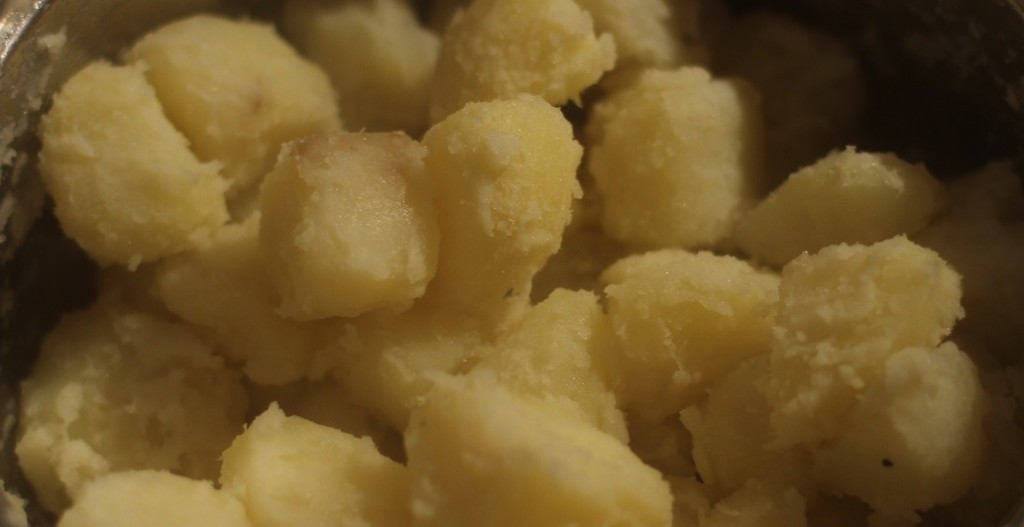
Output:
[{"xmin": 14, "ymin": 1, "xmax": 1024, "ymax": 526}]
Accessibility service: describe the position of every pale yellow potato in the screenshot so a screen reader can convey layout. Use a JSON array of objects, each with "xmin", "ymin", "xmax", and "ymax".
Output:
[
  {"xmin": 812, "ymin": 343, "xmax": 986, "ymax": 519},
  {"xmin": 58, "ymin": 471, "xmax": 251, "ymax": 527},
  {"xmin": 473, "ymin": 288, "xmax": 628, "ymax": 442},
  {"xmin": 573, "ymin": 0, "xmax": 686, "ymax": 67},
  {"xmin": 736, "ymin": 148, "xmax": 947, "ymax": 268},
  {"xmin": 429, "ymin": 0, "xmax": 616, "ymax": 122},
  {"xmin": 587, "ymin": 67, "xmax": 765, "ymax": 249},
  {"xmin": 152, "ymin": 216, "xmax": 323, "ymax": 385},
  {"xmin": 427, "ymin": 0, "xmax": 467, "ymax": 32},
  {"xmin": 420, "ymin": 97, "xmax": 581, "ymax": 312},
  {"xmin": 405, "ymin": 372, "xmax": 673, "ymax": 527},
  {"xmin": 915, "ymin": 161, "xmax": 1024, "ymax": 362},
  {"xmin": 628, "ymin": 415, "xmax": 697, "ymax": 479},
  {"xmin": 766, "ymin": 236, "xmax": 963, "ymax": 446},
  {"xmin": 283, "ymin": 0, "xmax": 440, "ymax": 134},
  {"xmin": 260, "ymin": 132, "xmax": 438, "ymax": 320},
  {"xmin": 16, "ymin": 302, "xmax": 247, "ymax": 512},
  {"xmin": 38, "ymin": 61, "xmax": 227, "ymax": 268},
  {"xmin": 601, "ymin": 249, "xmax": 780, "ymax": 420},
  {"xmin": 699, "ymin": 480, "xmax": 807, "ymax": 527},
  {"xmin": 125, "ymin": 15, "xmax": 340, "ymax": 194},
  {"xmin": 681, "ymin": 356, "xmax": 811, "ymax": 500},
  {"xmin": 324, "ymin": 306, "xmax": 491, "ymax": 430},
  {"xmin": 715, "ymin": 11, "xmax": 865, "ymax": 182},
  {"xmin": 669, "ymin": 476, "xmax": 710, "ymax": 527},
  {"xmin": 221, "ymin": 405, "xmax": 411, "ymax": 527}
]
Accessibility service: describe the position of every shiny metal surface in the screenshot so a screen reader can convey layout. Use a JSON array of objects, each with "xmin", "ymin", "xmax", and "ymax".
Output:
[{"xmin": 0, "ymin": 0, "xmax": 1022, "ymax": 525}]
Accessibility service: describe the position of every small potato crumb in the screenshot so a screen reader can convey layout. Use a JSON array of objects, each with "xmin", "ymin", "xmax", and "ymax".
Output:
[
  {"xmin": 38, "ymin": 62, "xmax": 228, "ymax": 267},
  {"xmin": 428, "ymin": 0, "xmax": 616, "ymax": 122},
  {"xmin": 260, "ymin": 132, "xmax": 438, "ymax": 320},
  {"xmin": 58, "ymin": 471, "xmax": 251, "ymax": 527},
  {"xmin": 421, "ymin": 97, "xmax": 581, "ymax": 313},
  {"xmin": 735, "ymin": 148, "xmax": 947, "ymax": 268},
  {"xmin": 220, "ymin": 404, "xmax": 411, "ymax": 527},
  {"xmin": 699, "ymin": 479, "xmax": 807, "ymax": 527},
  {"xmin": 283, "ymin": 0, "xmax": 440, "ymax": 134},
  {"xmin": 587, "ymin": 67, "xmax": 765, "ymax": 249},
  {"xmin": 405, "ymin": 372, "xmax": 673, "ymax": 527},
  {"xmin": 715, "ymin": 11, "xmax": 865, "ymax": 182},
  {"xmin": 767, "ymin": 236, "xmax": 963, "ymax": 446},
  {"xmin": 15, "ymin": 302, "xmax": 247, "ymax": 512},
  {"xmin": 473, "ymin": 288, "xmax": 628, "ymax": 442},
  {"xmin": 152, "ymin": 216, "xmax": 322, "ymax": 385},
  {"xmin": 601, "ymin": 249, "xmax": 780, "ymax": 420},
  {"xmin": 125, "ymin": 15, "xmax": 341, "ymax": 194},
  {"xmin": 811, "ymin": 343, "xmax": 986, "ymax": 518}
]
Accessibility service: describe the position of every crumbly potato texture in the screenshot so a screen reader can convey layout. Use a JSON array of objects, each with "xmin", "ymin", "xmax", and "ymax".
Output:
[{"xmin": 20, "ymin": 5, "xmax": 1024, "ymax": 527}]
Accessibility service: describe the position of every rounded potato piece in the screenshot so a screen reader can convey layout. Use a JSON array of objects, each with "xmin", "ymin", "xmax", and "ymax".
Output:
[
  {"xmin": 699, "ymin": 480, "xmax": 807, "ymax": 527},
  {"xmin": 405, "ymin": 372, "xmax": 673, "ymax": 527},
  {"xmin": 152, "ymin": 217, "xmax": 322, "ymax": 385},
  {"xmin": 681, "ymin": 356, "xmax": 812, "ymax": 500},
  {"xmin": 767, "ymin": 236, "xmax": 963, "ymax": 446},
  {"xmin": 125, "ymin": 15, "xmax": 341, "ymax": 194},
  {"xmin": 587, "ymin": 67, "xmax": 765, "ymax": 249},
  {"xmin": 16, "ymin": 303, "xmax": 247, "ymax": 512},
  {"xmin": 58, "ymin": 471, "xmax": 251, "ymax": 527},
  {"xmin": 736, "ymin": 148, "xmax": 947, "ymax": 268},
  {"xmin": 811, "ymin": 344, "xmax": 986, "ymax": 518},
  {"xmin": 260, "ymin": 132, "xmax": 439, "ymax": 320},
  {"xmin": 38, "ymin": 61, "xmax": 228, "ymax": 268},
  {"xmin": 473, "ymin": 288, "xmax": 627, "ymax": 442},
  {"xmin": 220, "ymin": 405, "xmax": 411, "ymax": 527},
  {"xmin": 421, "ymin": 97, "xmax": 581, "ymax": 312},
  {"xmin": 715, "ymin": 11, "xmax": 865, "ymax": 182},
  {"xmin": 573, "ymin": 0, "xmax": 686, "ymax": 67},
  {"xmin": 283, "ymin": 0, "xmax": 440, "ymax": 134},
  {"xmin": 601, "ymin": 249, "xmax": 780, "ymax": 420},
  {"xmin": 429, "ymin": 0, "xmax": 616, "ymax": 122}
]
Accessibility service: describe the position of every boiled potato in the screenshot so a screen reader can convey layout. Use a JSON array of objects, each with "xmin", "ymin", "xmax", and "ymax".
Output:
[
  {"xmin": 405, "ymin": 372, "xmax": 673, "ymax": 527},
  {"xmin": 125, "ymin": 15, "xmax": 340, "ymax": 194},
  {"xmin": 58, "ymin": 471, "xmax": 251, "ymax": 527},
  {"xmin": 699, "ymin": 480, "xmax": 807, "ymax": 527},
  {"xmin": 16, "ymin": 302, "xmax": 247, "ymax": 511},
  {"xmin": 283, "ymin": 0, "xmax": 440, "ymax": 134},
  {"xmin": 735, "ymin": 148, "xmax": 947, "ymax": 268},
  {"xmin": 715, "ymin": 11, "xmax": 865, "ymax": 182},
  {"xmin": 420, "ymin": 97, "xmax": 581, "ymax": 313},
  {"xmin": 429, "ymin": 0, "xmax": 616, "ymax": 122},
  {"xmin": 587, "ymin": 67, "xmax": 765, "ymax": 249},
  {"xmin": 766, "ymin": 236, "xmax": 963, "ymax": 446},
  {"xmin": 221, "ymin": 404, "xmax": 411, "ymax": 527},
  {"xmin": 473, "ymin": 288, "xmax": 628, "ymax": 442},
  {"xmin": 573, "ymin": 0, "xmax": 687, "ymax": 67},
  {"xmin": 260, "ymin": 132, "xmax": 438, "ymax": 320},
  {"xmin": 601, "ymin": 249, "xmax": 779, "ymax": 420},
  {"xmin": 38, "ymin": 62, "xmax": 227, "ymax": 268},
  {"xmin": 152, "ymin": 216, "xmax": 323, "ymax": 385},
  {"xmin": 812, "ymin": 344, "xmax": 986, "ymax": 520}
]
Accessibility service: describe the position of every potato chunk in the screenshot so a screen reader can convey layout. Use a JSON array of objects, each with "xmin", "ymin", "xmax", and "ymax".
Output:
[
  {"xmin": 260, "ymin": 132, "xmax": 438, "ymax": 320},
  {"xmin": 473, "ymin": 288, "xmax": 627, "ymax": 442},
  {"xmin": 699, "ymin": 480, "xmax": 807, "ymax": 527},
  {"xmin": 715, "ymin": 12, "xmax": 865, "ymax": 181},
  {"xmin": 766, "ymin": 237, "xmax": 963, "ymax": 446},
  {"xmin": 735, "ymin": 148, "xmax": 947, "ymax": 268},
  {"xmin": 152, "ymin": 217, "xmax": 322, "ymax": 385},
  {"xmin": 429, "ymin": 0, "xmax": 616, "ymax": 122},
  {"xmin": 421, "ymin": 97, "xmax": 581, "ymax": 312},
  {"xmin": 125, "ymin": 15, "xmax": 340, "ymax": 194},
  {"xmin": 812, "ymin": 344, "xmax": 986, "ymax": 519},
  {"xmin": 573, "ymin": 0, "xmax": 686, "ymax": 67},
  {"xmin": 38, "ymin": 62, "xmax": 227, "ymax": 267},
  {"xmin": 16, "ymin": 303, "xmax": 247, "ymax": 511},
  {"xmin": 58, "ymin": 471, "xmax": 251, "ymax": 527},
  {"xmin": 283, "ymin": 0, "xmax": 440, "ymax": 134},
  {"xmin": 221, "ymin": 405, "xmax": 411, "ymax": 527},
  {"xmin": 601, "ymin": 249, "xmax": 779, "ymax": 420},
  {"xmin": 405, "ymin": 373, "xmax": 672, "ymax": 527},
  {"xmin": 587, "ymin": 67, "xmax": 765, "ymax": 249}
]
